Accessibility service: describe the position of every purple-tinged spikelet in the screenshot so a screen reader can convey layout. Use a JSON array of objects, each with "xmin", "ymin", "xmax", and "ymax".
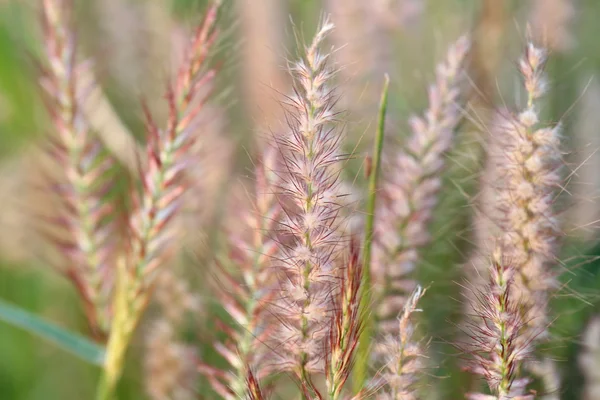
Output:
[
  {"xmin": 246, "ymin": 368, "xmax": 269, "ymax": 400},
  {"xmin": 494, "ymin": 42, "xmax": 561, "ymax": 338},
  {"xmin": 99, "ymin": 8, "xmax": 221, "ymax": 391},
  {"xmin": 372, "ymin": 36, "xmax": 470, "ymax": 334},
  {"xmin": 325, "ymin": 240, "xmax": 363, "ymax": 400},
  {"xmin": 270, "ymin": 17, "xmax": 347, "ymax": 384},
  {"xmin": 464, "ymin": 254, "xmax": 535, "ymax": 400},
  {"xmin": 374, "ymin": 285, "xmax": 427, "ymax": 400},
  {"xmin": 126, "ymin": 3, "xmax": 220, "ymax": 294},
  {"xmin": 200, "ymin": 147, "xmax": 281, "ymax": 399},
  {"xmin": 38, "ymin": 0, "xmax": 116, "ymax": 337}
]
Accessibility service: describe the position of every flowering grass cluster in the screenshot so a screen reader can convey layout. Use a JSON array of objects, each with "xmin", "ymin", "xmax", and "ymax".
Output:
[{"xmin": 10, "ymin": 0, "xmax": 594, "ymax": 399}]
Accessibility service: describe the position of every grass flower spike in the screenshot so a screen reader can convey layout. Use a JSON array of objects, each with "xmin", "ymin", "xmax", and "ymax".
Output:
[
  {"xmin": 494, "ymin": 42, "xmax": 561, "ymax": 338},
  {"xmin": 464, "ymin": 255, "xmax": 534, "ymax": 400},
  {"xmin": 272, "ymin": 17, "xmax": 347, "ymax": 389},
  {"xmin": 375, "ymin": 285, "xmax": 427, "ymax": 400},
  {"xmin": 39, "ymin": 0, "xmax": 116, "ymax": 338},
  {"xmin": 96, "ymin": 4, "xmax": 221, "ymax": 399},
  {"xmin": 373, "ymin": 36, "xmax": 469, "ymax": 333}
]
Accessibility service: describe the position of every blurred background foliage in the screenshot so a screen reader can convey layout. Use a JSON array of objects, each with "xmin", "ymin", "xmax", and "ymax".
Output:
[{"xmin": 1, "ymin": 0, "xmax": 600, "ymax": 399}]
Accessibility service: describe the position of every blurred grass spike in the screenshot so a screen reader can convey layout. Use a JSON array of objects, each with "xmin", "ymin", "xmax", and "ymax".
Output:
[
  {"xmin": 0, "ymin": 299, "xmax": 106, "ymax": 366},
  {"xmin": 95, "ymin": 2, "xmax": 223, "ymax": 399},
  {"xmin": 39, "ymin": 0, "xmax": 118, "ymax": 338}
]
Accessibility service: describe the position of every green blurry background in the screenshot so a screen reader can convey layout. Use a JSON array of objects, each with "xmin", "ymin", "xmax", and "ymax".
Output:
[{"xmin": 1, "ymin": 0, "xmax": 600, "ymax": 399}]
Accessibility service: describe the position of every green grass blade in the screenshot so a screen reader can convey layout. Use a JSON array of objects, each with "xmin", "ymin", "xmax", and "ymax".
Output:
[
  {"xmin": 353, "ymin": 74, "xmax": 390, "ymax": 392},
  {"xmin": 0, "ymin": 299, "xmax": 105, "ymax": 366}
]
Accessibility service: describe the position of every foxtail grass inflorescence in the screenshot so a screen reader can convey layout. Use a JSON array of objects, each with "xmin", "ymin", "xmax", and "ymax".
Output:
[
  {"xmin": 372, "ymin": 36, "xmax": 469, "ymax": 334},
  {"xmin": 374, "ymin": 285, "xmax": 427, "ymax": 400},
  {"xmin": 96, "ymin": 3, "xmax": 222, "ymax": 399},
  {"xmin": 38, "ymin": 0, "xmax": 116, "ymax": 338},
  {"xmin": 270, "ymin": 17, "xmax": 348, "ymax": 393},
  {"xmin": 493, "ymin": 42, "xmax": 562, "ymax": 340},
  {"xmin": 463, "ymin": 254, "xmax": 535, "ymax": 400}
]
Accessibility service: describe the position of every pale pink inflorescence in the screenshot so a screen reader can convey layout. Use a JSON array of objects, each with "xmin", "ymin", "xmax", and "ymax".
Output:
[
  {"xmin": 493, "ymin": 42, "xmax": 562, "ymax": 338},
  {"xmin": 372, "ymin": 35, "xmax": 470, "ymax": 335},
  {"xmin": 374, "ymin": 285, "xmax": 427, "ymax": 400},
  {"xmin": 101, "ymin": 5, "xmax": 222, "ymax": 385},
  {"xmin": 39, "ymin": 0, "xmax": 116, "ymax": 336},
  {"xmin": 200, "ymin": 146, "xmax": 281, "ymax": 400},
  {"xmin": 270, "ymin": 18, "xmax": 347, "ymax": 381},
  {"xmin": 465, "ymin": 254, "xmax": 534, "ymax": 400},
  {"xmin": 126, "ymin": 2, "xmax": 220, "ymax": 295}
]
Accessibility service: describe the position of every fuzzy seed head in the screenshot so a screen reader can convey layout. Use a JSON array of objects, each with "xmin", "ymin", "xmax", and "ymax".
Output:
[{"xmin": 372, "ymin": 35, "xmax": 469, "ymax": 338}]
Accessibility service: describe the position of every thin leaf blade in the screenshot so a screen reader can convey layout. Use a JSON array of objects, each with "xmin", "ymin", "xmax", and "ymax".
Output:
[{"xmin": 0, "ymin": 299, "xmax": 105, "ymax": 365}]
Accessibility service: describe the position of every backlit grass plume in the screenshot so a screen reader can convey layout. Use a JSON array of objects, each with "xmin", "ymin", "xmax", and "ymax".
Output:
[
  {"xmin": 463, "ymin": 254, "xmax": 534, "ymax": 400},
  {"xmin": 374, "ymin": 285, "xmax": 427, "ymax": 400},
  {"xmin": 270, "ymin": 17, "xmax": 348, "ymax": 391},
  {"xmin": 493, "ymin": 42, "xmax": 561, "ymax": 339},
  {"xmin": 372, "ymin": 35, "xmax": 469, "ymax": 334},
  {"xmin": 38, "ymin": 0, "xmax": 116, "ymax": 338}
]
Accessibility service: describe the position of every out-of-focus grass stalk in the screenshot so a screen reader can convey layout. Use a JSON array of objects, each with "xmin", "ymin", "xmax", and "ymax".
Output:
[
  {"xmin": 95, "ymin": 259, "xmax": 133, "ymax": 400},
  {"xmin": 95, "ymin": 4, "xmax": 221, "ymax": 398},
  {"xmin": 353, "ymin": 75, "xmax": 389, "ymax": 392}
]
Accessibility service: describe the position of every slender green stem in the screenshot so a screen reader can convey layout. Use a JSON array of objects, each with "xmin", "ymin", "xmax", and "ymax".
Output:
[
  {"xmin": 95, "ymin": 262, "xmax": 140, "ymax": 400},
  {"xmin": 353, "ymin": 75, "xmax": 390, "ymax": 392}
]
